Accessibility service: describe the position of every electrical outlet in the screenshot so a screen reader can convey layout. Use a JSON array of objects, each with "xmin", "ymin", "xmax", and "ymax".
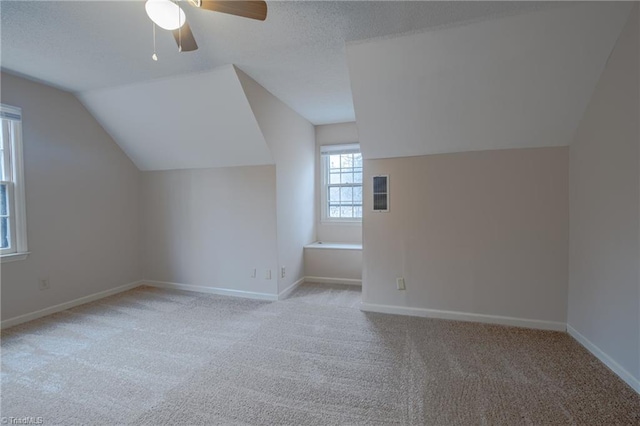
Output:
[
  {"xmin": 39, "ymin": 278, "xmax": 50, "ymax": 291},
  {"xmin": 396, "ymin": 277, "xmax": 405, "ymax": 290},
  {"xmin": 251, "ymin": 268, "xmax": 257, "ymax": 278},
  {"xmin": 281, "ymin": 266, "xmax": 286, "ymax": 278},
  {"xmin": 265, "ymin": 269, "xmax": 272, "ymax": 280}
]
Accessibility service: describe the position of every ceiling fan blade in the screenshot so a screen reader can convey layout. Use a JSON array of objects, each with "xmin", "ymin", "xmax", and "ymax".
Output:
[
  {"xmin": 198, "ymin": 1, "xmax": 267, "ymax": 21},
  {"xmin": 173, "ymin": 22, "xmax": 198, "ymax": 52}
]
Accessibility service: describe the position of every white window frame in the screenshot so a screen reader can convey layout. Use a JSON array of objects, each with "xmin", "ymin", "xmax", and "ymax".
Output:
[
  {"xmin": 320, "ymin": 143, "xmax": 362, "ymax": 223},
  {"xmin": 0, "ymin": 104, "xmax": 29, "ymax": 263}
]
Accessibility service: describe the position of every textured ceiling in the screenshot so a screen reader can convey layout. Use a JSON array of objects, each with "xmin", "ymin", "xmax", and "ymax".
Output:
[
  {"xmin": 1, "ymin": 1, "xmax": 560, "ymax": 124},
  {"xmin": 347, "ymin": 2, "xmax": 632, "ymax": 159}
]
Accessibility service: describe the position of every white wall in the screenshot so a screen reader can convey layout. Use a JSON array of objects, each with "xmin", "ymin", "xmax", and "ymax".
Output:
[
  {"xmin": 141, "ymin": 165, "xmax": 279, "ymax": 296},
  {"xmin": 568, "ymin": 6, "xmax": 639, "ymax": 391},
  {"xmin": 0, "ymin": 73, "xmax": 141, "ymax": 320},
  {"xmin": 347, "ymin": 2, "xmax": 631, "ymax": 160},
  {"xmin": 362, "ymin": 147, "xmax": 569, "ymax": 327},
  {"xmin": 140, "ymin": 69, "xmax": 314, "ymax": 297},
  {"xmin": 315, "ymin": 122, "xmax": 362, "ymax": 244},
  {"xmin": 78, "ymin": 65, "xmax": 273, "ymax": 171},
  {"xmin": 304, "ymin": 246, "xmax": 362, "ymax": 282},
  {"xmin": 236, "ymin": 68, "xmax": 316, "ymax": 293}
]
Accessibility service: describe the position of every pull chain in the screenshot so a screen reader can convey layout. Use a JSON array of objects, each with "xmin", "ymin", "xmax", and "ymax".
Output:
[
  {"xmin": 177, "ymin": 0, "xmax": 182, "ymax": 52},
  {"xmin": 152, "ymin": 22, "xmax": 158, "ymax": 61}
]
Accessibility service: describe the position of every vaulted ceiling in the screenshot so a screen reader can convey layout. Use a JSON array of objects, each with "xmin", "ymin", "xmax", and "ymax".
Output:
[
  {"xmin": 1, "ymin": 1, "xmax": 560, "ymax": 125},
  {"xmin": 347, "ymin": 2, "xmax": 633, "ymax": 159},
  {"xmin": 78, "ymin": 65, "xmax": 272, "ymax": 171},
  {"xmin": 1, "ymin": 1, "xmax": 633, "ymax": 170}
]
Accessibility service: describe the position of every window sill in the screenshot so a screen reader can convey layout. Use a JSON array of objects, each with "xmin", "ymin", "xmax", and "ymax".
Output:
[
  {"xmin": 320, "ymin": 220, "xmax": 362, "ymax": 225},
  {"xmin": 1, "ymin": 252, "xmax": 30, "ymax": 263},
  {"xmin": 304, "ymin": 242, "xmax": 362, "ymax": 251}
]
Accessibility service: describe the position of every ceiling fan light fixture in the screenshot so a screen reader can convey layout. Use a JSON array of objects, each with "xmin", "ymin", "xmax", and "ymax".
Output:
[{"xmin": 145, "ymin": 0, "xmax": 186, "ymax": 31}]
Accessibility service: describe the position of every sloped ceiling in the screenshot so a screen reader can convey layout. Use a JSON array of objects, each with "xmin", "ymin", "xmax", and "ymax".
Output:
[
  {"xmin": 1, "ymin": 1, "xmax": 561, "ymax": 125},
  {"xmin": 347, "ymin": 2, "xmax": 633, "ymax": 160},
  {"xmin": 78, "ymin": 65, "xmax": 272, "ymax": 171}
]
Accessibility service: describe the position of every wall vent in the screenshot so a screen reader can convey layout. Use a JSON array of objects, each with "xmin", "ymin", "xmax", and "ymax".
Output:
[{"xmin": 372, "ymin": 175, "xmax": 389, "ymax": 212}]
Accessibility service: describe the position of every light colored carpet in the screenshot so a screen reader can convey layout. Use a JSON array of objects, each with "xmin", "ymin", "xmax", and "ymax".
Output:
[{"xmin": 1, "ymin": 283, "xmax": 638, "ymax": 425}]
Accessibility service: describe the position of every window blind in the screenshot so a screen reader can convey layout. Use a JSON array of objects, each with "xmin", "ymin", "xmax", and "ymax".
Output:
[
  {"xmin": 0, "ymin": 105, "xmax": 22, "ymax": 122},
  {"xmin": 320, "ymin": 143, "xmax": 360, "ymax": 156}
]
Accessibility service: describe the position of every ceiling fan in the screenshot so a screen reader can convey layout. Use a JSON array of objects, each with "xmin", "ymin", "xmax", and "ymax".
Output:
[{"xmin": 145, "ymin": 0, "xmax": 267, "ymax": 56}]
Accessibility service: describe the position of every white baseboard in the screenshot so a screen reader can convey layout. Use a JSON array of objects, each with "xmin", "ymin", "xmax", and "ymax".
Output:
[
  {"xmin": 143, "ymin": 280, "xmax": 278, "ymax": 301},
  {"xmin": 567, "ymin": 324, "xmax": 640, "ymax": 394},
  {"xmin": 278, "ymin": 277, "xmax": 305, "ymax": 300},
  {"xmin": 359, "ymin": 302, "xmax": 566, "ymax": 332},
  {"xmin": 1, "ymin": 280, "xmax": 143, "ymax": 329},
  {"xmin": 304, "ymin": 276, "xmax": 362, "ymax": 286}
]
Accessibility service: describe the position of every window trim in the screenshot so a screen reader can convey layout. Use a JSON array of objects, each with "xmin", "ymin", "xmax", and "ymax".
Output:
[
  {"xmin": 0, "ymin": 104, "xmax": 28, "ymax": 261},
  {"xmin": 320, "ymin": 143, "xmax": 362, "ymax": 223}
]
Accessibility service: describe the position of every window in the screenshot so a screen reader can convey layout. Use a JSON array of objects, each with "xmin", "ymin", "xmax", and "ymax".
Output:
[
  {"xmin": 1, "ymin": 104, "xmax": 28, "ymax": 261},
  {"xmin": 321, "ymin": 143, "xmax": 362, "ymax": 221}
]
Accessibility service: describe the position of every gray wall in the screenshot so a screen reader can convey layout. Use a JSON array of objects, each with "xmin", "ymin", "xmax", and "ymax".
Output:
[
  {"xmin": 237, "ymin": 69, "xmax": 316, "ymax": 293},
  {"xmin": 0, "ymin": 72, "xmax": 141, "ymax": 320},
  {"xmin": 362, "ymin": 147, "xmax": 569, "ymax": 325},
  {"xmin": 140, "ymin": 165, "xmax": 279, "ymax": 296},
  {"xmin": 127, "ymin": 68, "xmax": 313, "ymax": 298},
  {"xmin": 568, "ymin": 6, "xmax": 639, "ymax": 386}
]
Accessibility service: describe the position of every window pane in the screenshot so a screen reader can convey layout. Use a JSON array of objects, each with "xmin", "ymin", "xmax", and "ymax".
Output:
[
  {"xmin": 329, "ymin": 206, "xmax": 340, "ymax": 218},
  {"xmin": 341, "ymin": 154, "xmax": 353, "ymax": 169},
  {"xmin": 354, "ymin": 172, "xmax": 362, "ymax": 184},
  {"xmin": 0, "ymin": 184, "xmax": 7, "ymax": 216},
  {"xmin": 329, "ymin": 155, "xmax": 341, "ymax": 169},
  {"xmin": 329, "ymin": 187, "xmax": 340, "ymax": 202},
  {"xmin": 340, "ymin": 187, "xmax": 353, "ymax": 202},
  {"xmin": 0, "ymin": 216, "xmax": 9, "ymax": 249},
  {"xmin": 340, "ymin": 206, "xmax": 353, "ymax": 217},
  {"xmin": 353, "ymin": 186, "xmax": 362, "ymax": 203},
  {"xmin": 341, "ymin": 172, "xmax": 354, "ymax": 184},
  {"xmin": 0, "ymin": 120, "xmax": 6, "ymax": 182},
  {"xmin": 354, "ymin": 154, "xmax": 363, "ymax": 168},
  {"xmin": 329, "ymin": 173, "xmax": 341, "ymax": 184},
  {"xmin": 354, "ymin": 206, "xmax": 363, "ymax": 218}
]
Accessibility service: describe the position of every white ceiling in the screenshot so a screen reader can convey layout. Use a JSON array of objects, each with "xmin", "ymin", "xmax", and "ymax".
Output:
[
  {"xmin": 347, "ymin": 2, "xmax": 632, "ymax": 159},
  {"xmin": 1, "ymin": 0, "xmax": 561, "ymax": 125},
  {"xmin": 78, "ymin": 65, "xmax": 272, "ymax": 170}
]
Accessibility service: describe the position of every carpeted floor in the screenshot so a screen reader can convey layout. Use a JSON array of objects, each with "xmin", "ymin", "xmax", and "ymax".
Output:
[{"xmin": 1, "ymin": 283, "xmax": 638, "ymax": 425}]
